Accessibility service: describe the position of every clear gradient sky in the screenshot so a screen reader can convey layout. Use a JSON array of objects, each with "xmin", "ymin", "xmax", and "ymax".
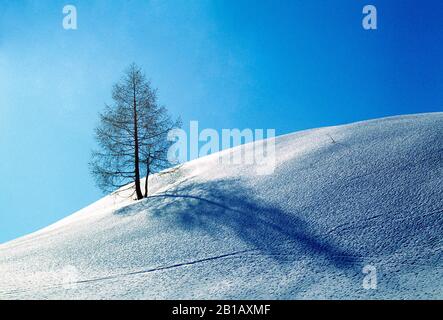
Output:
[{"xmin": 1, "ymin": 0, "xmax": 442, "ymax": 243}]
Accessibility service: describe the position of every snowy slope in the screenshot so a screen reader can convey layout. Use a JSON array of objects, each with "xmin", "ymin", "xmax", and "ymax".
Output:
[{"xmin": 1, "ymin": 113, "xmax": 442, "ymax": 299}]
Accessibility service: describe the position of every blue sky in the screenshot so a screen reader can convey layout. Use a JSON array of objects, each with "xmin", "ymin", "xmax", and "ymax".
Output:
[{"xmin": 1, "ymin": 0, "xmax": 442, "ymax": 243}]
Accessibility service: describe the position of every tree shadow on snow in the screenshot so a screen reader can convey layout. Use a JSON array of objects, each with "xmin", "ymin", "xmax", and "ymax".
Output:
[{"xmin": 114, "ymin": 177, "xmax": 358, "ymax": 271}]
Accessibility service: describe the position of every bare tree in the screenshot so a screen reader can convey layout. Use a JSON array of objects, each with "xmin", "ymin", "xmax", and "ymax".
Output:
[{"xmin": 90, "ymin": 63, "xmax": 180, "ymax": 199}]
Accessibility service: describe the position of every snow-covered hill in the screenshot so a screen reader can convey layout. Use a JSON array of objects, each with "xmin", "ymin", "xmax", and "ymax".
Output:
[{"xmin": 1, "ymin": 113, "xmax": 442, "ymax": 299}]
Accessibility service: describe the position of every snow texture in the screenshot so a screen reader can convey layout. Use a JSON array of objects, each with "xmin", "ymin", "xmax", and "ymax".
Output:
[{"xmin": 1, "ymin": 113, "xmax": 442, "ymax": 299}]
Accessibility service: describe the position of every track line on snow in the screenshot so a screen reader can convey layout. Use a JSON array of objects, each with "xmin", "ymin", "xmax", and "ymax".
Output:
[
  {"xmin": 74, "ymin": 248, "xmax": 258, "ymax": 285},
  {"xmin": 2, "ymin": 245, "xmax": 442, "ymax": 298},
  {"xmin": 326, "ymin": 207, "xmax": 443, "ymax": 236},
  {"xmin": 1, "ymin": 248, "xmax": 261, "ymax": 297},
  {"xmin": 0, "ymin": 249, "xmax": 258, "ymax": 297}
]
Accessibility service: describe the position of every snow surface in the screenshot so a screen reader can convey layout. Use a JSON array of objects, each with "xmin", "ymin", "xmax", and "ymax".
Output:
[{"xmin": 1, "ymin": 113, "xmax": 442, "ymax": 299}]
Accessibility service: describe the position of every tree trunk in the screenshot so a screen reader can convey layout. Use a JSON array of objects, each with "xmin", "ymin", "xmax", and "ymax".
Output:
[
  {"xmin": 133, "ymin": 80, "xmax": 143, "ymax": 200},
  {"xmin": 144, "ymin": 157, "xmax": 150, "ymax": 198}
]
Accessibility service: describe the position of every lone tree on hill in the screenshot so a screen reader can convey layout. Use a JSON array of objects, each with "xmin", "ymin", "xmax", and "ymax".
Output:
[{"xmin": 90, "ymin": 63, "xmax": 180, "ymax": 199}]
